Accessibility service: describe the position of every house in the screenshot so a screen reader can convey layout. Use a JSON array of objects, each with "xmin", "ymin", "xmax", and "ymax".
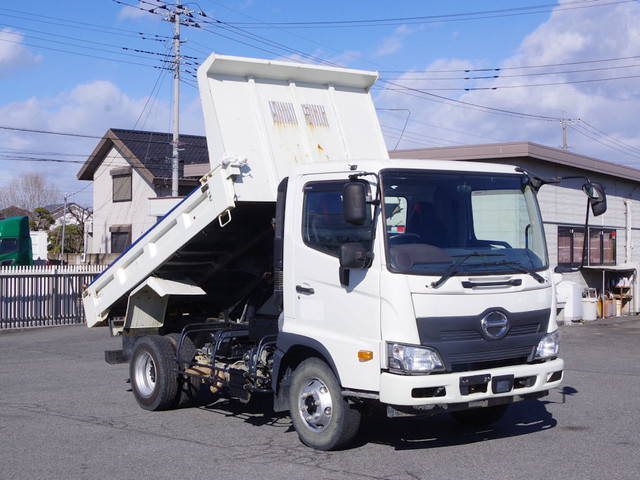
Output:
[
  {"xmin": 43, "ymin": 203, "xmax": 92, "ymax": 229},
  {"xmin": 77, "ymin": 129, "xmax": 209, "ymax": 254},
  {"xmin": 0, "ymin": 206, "xmax": 31, "ymax": 220},
  {"xmin": 391, "ymin": 142, "xmax": 640, "ymax": 314}
]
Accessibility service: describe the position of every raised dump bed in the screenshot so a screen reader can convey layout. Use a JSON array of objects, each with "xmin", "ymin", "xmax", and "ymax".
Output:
[{"xmin": 82, "ymin": 54, "xmax": 387, "ymax": 329}]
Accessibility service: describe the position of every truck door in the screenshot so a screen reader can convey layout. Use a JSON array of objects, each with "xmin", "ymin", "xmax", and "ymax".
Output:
[{"xmin": 285, "ymin": 176, "xmax": 381, "ymax": 392}]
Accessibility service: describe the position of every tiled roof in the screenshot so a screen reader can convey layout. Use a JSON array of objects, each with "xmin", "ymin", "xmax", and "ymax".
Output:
[{"xmin": 77, "ymin": 128, "xmax": 208, "ymax": 181}]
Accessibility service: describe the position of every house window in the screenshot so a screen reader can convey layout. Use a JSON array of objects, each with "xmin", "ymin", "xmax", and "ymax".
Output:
[
  {"xmin": 302, "ymin": 181, "xmax": 373, "ymax": 257},
  {"xmin": 589, "ymin": 228, "xmax": 616, "ymax": 266},
  {"xmin": 109, "ymin": 225, "xmax": 131, "ymax": 253},
  {"xmin": 557, "ymin": 226, "xmax": 585, "ymax": 266},
  {"xmin": 558, "ymin": 226, "xmax": 616, "ymax": 266},
  {"xmin": 111, "ymin": 167, "xmax": 132, "ymax": 202}
]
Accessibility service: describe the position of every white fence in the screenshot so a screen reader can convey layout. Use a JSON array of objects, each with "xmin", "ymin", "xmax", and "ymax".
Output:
[{"xmin": 0, "ymin": 265, "xmax": 106, "ymax": 329}]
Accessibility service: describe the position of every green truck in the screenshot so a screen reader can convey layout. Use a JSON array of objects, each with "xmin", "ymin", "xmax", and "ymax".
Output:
[{"xmin": 0, "ymin": 216, "xmax": 33, "ymax": 266}]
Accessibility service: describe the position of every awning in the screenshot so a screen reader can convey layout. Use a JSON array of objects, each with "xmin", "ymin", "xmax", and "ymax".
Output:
[{"xmin": 582, "ymin": 264, "xmax": 637, "ymax": 272}]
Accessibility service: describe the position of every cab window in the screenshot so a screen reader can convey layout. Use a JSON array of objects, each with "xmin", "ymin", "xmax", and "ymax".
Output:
[{"xmin": 302, "ymin": 181, "xmax": 372, "ymax": 256}]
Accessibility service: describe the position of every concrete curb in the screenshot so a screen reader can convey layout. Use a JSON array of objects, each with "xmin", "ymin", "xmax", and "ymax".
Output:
[{"xmin": 0, "ymin": 323, "xmax": 85, "ymax": 335}]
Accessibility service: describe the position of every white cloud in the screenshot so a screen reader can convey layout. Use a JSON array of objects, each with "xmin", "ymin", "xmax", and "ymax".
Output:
[
  {"xmin": 0, "ymin": 80, "xmax": 204, "ymax": 206},
  {"xmin": 375, "ymin": 1, "xmax": 640, "ymax": 165},
  {"xmin": 374, "ymin": 25, "xmax": 416, "ymax": 57},
  {"xmin": 118, "ymin": 1, "xmax": 164, "ymax": 20},
  {"xmin": 276, "ymin": 48, "xmax": 361, "ymax": 68},
  {"xmin": 0, "ymin": 28, "xmax": 41, "ymax": 77}
]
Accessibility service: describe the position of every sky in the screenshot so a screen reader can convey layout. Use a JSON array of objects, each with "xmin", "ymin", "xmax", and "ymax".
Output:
[{"xmin": 1, "ymin": 0, "xmax": 639, "ymax": 207}]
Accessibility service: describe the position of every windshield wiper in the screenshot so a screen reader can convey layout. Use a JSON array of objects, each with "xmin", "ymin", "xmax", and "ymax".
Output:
[
  {"xmin": 480, "ymin": 260, "xmax": 546, "ymax": 284},
  {"xmin": 430, "ymin": 252, "xmax": 505, "ymax": 289}
]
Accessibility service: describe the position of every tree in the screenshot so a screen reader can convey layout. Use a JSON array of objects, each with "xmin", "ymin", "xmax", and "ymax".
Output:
[
  {"xmin": 48, "ymin": 224, "xmax": 83, "ymax": 254},
  {"xmin": 30, "ymin": 208, "xmax": 54, "ymax": 231},
  {"xmin": 0, "ymin": 173, "xmax": 62, "ymax": 212}
]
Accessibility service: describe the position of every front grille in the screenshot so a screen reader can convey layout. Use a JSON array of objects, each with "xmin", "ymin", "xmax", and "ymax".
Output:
[
  {"xmin": 449, "ymin": 346, "xmax": 533, "ymax": 364},
  {"xmin": 449, "ymin": 356, "xmax": 530, "ymax": 373},
  {"xmin": 440, "ymin": 323, "xmax": 540, "ymax": 341},
  {"xmin": 509, "ymin": 323, "xmax": 540, "ymax": 335},
  {"xmin": 417, "ymin": 308, "xmax": 550, "ymax": 374}
]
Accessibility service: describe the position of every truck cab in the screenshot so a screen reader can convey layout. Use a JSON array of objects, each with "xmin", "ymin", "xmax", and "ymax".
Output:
[
  {"xmin": 275, "ymin": 160, "xmax": 562, "ymax": 429},
  {"xmin": 0, "ymin": 216, "xmax": 33, "ymax": 266}
]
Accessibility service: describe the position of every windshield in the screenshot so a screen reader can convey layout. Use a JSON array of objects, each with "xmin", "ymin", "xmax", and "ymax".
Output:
[
  {"xmin": 381, "ymin": 170, "xmax": 548, "ymax": 276},
  {"xmin": 0, "ymin": 238, "xmax": 18, "ymax": 256}
]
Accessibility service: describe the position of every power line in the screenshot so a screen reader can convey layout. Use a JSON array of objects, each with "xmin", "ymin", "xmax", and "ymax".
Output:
[
  {"xmin": 377, "ymin": 79, "xmax": 560, "ymax": 121},
  {"xmin": 578, "ymin": 120, "xmax": 640, "ymax": 155},
  {"xmin": 382, "ymin": 62, "xmax": 640, "ymax": 80},
  {"xmin": 225, "ymin": 0, "xmax": 635, "ymax": 28},
  {"xmin": 0, "ymin": 22, "xmax": 185, "ymax": 59},
  {"xmin": 0, "ymin": 7, "xmax": 170, "ymax": 40},
  {"xmin": 379, "ymin": 73, "xmax": 640, "ymax": 91},
  {"xmin": 380, "ymin": 124, "xmax": 459, "ymax": 147},
  {"xmin": 376, "ymin": 110, "xmax": 508, "ymax": 143},
  {"xmin": 380, "ymin": 55, "xmax": 640, "ymax": 74},
  {"xmin": 0, "ymin": 125, "xmax": 208, "ymax": 148},
  {"xmin": 0, "ymin": 37, "xmax": 170, "ymax": 70},
  {"xmin": 0, "ymin": 28, "xmax": 179, "ymax": 63},
  {"xmin": 569, "ymin": 124, "xmax": 640, "ymax": 161}
]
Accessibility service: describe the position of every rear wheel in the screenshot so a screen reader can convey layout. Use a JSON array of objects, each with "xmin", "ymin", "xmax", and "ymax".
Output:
[
  {"xmin": 450, "ymin": 404, "xmax": 509, "ymax": 427},
  {"xmin": 166, "ymin": 333, "xmax": 217, "ymax": 407},
  {"xmin": 289, "ymin": 358, "xmax": 361, "ymax": 451},
  {"xmin": 130, "ymin": 336, "xmax": 179, "ymax": 411}
]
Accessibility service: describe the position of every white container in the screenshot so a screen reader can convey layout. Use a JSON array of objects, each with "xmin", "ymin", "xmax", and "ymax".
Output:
[
  {"xmin": 29, "ymin": 230, "xmax": 48, "ymax": 261},
  {"xmin": 556, "ymin": 281, "xmax": 582, "ymax": 322},
  {"xmin": 581, "ymin": 298, "xmax": 598, "ymax": 321},
  {"xmin": 197, "ymin": 54, "xmax": 389, "ymax": 202}
]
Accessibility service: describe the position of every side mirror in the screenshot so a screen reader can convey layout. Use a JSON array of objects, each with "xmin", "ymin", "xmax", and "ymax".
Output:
[
  {"xmin": 554, "ymin": 265, "xmax": 575, "ymax": 273},
  {"xmin": 583, "ymin": 182, "xmax": 607, "ymax": 216},
  {"xmin": 343, "ymin": 182, "xmax": 367, "ymax": 225},
  {"xmin": 339, "ymin": 242, "xmax": 373, "ymax": 286}
]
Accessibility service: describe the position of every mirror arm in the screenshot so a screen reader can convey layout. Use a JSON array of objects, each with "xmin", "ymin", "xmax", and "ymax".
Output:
[
  {"xmin": 577, "ymin": 197, "xmax": 591, "ymax": 269},
  {"xmin": 339, "ymin": 267, "xmax": 350, "ymax": 287},
  {"xmin": 515, "ymin": 167, "xmax": 560, "ymax": 191}
]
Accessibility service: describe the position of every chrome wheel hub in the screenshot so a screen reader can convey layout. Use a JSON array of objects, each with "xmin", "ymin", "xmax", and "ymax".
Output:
[
  {"xmin": 298, "ymin": 378, "xmax": 333, "ymax": 432},
  {"xmin": 134, "ymin": 351, "xmax": 157, "ymax": 397}
]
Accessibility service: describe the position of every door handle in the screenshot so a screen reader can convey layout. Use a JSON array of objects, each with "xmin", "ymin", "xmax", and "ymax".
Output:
[{"xmin": 296, "ymin": 285, "xmax": 315, "ymax": 295}]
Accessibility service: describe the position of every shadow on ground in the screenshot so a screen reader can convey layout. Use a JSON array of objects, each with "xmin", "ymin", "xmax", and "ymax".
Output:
[
  {"xmin": 355, "ymin": 399, "xmax": 557, "ymax": 450},
  {"xmin": 195, "ymin": 390, "xmax": 567, "ymax": 450}
]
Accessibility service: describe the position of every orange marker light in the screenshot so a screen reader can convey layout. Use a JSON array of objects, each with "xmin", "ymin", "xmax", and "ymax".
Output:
[{"xmin": 358, "ymin": 350, "xmax": 374, "ymax": 362}]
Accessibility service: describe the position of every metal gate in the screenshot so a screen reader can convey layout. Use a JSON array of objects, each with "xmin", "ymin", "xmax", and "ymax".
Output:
[{"xmin": 0, "ymin": 265, "xmax": 105, "ymax": 329}]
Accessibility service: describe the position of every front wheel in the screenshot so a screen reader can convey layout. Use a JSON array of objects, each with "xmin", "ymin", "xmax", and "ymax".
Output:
[
  {"xmin": 450, "ymin": 404, "xmax": 509, "ymax": 427},
  {"xmin": 289, "ymin": 358, "xmax": 361, "ymax": 451}
]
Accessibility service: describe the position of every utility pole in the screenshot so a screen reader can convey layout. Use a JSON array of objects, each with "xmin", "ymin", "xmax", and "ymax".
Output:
[
  {"xmin": 59, "ymin": 193, "xmax": 68, "ymax": 263},
  {"xmin": 560, "ymin": 118, "xmax": 577, "ymax": 151},
  {"xmin": 171, "ymin": 8, "xmax": 181, "ymax": 197}
]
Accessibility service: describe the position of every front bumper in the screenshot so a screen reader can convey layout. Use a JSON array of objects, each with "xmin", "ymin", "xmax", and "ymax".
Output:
[{"xmin": 379, "ymin": 357, "xmax": 563, "ymax": 406}]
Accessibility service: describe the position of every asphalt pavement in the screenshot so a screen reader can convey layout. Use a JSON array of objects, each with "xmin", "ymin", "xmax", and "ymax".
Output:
[{"xmin": 0, "ymin": 319, "xmax": 638, "ymax": 480}]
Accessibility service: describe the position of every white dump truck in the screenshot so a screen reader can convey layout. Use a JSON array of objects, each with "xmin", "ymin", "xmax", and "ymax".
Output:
[{"xmin": 83, "ymin": 54, "xmax": 607, "ymax": 450}]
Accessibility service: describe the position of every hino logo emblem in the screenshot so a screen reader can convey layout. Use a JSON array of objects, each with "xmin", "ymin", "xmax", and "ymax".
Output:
[{"xmin": 480, "ymin": 311, "xmax": 510, "ymax": 339}]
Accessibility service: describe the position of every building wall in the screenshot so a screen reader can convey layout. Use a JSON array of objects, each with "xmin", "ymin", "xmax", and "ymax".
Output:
[{"xmin": 89, "ymin": 147, "xmax": 158, "ymax": 254}]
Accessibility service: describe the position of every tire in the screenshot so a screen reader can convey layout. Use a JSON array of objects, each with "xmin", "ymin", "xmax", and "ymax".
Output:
[
  {"xmin": 129, "ymin": 336, "xmax": 180, "ymax": 411},
  {"xmin": 450, "ymin": 404, "xmax": 509, "ymax": 427},
  {"xmin": 166, "ymin": 333, "xmax": 217, "ymax": 408},
  {"xmin": 289, "ymin": 358, "xmax": 361, "ymax": 451}
]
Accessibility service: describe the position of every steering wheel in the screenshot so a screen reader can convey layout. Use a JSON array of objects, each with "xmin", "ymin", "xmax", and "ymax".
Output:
[{"xmin": 388, "ymin": 233, "xmax": 421, "ymax": 245}]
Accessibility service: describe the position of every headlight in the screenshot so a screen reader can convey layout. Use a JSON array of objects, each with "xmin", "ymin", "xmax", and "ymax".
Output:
[
  {"xmin": 535, "ymin": 331, "xmax": 560, "ymax": 359},
  {"xmin": 387, "ymin": 343, "xmax": 444, "ymax": 374}
]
